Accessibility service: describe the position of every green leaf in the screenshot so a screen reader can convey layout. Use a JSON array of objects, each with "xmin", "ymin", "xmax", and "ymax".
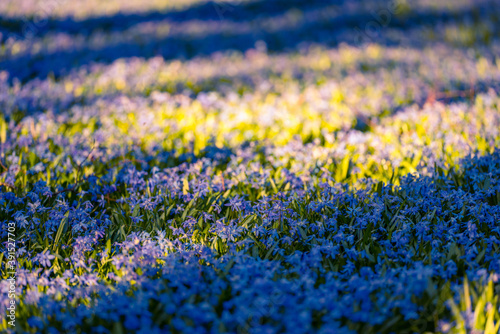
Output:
[
  {"xmin": 264, "ymin": 240, "xmax": 279, "ymax": 260},
  {"xmin": 106, "ymin": 239, "xmax": 112, "ymax": 255},
  {"xmin": 182, "ymin": 197, "xmax": 197, "ymax": 221},
  {"xmin": 182, "ymin": 177, "xmax": 190, "ymax": 195},
  {"xmin": 269, "ymin": 177, "xmax": 278, "ymax": 193},
  {"xmin": 52, "ymin": 214, "xmax": 68, "ymax": 252},
  {"xmin": 132, "ymin": 203, "xmax": 140, "ymax": 217}
]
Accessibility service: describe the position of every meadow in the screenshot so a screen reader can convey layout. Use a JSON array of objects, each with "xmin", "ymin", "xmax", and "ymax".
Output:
[{"xmin": 1, "ymin": 0, "xmax": 500, "ymax": 333}]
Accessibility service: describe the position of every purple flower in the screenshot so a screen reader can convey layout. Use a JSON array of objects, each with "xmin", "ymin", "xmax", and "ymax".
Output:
[
  {"xmin": 34, "ymin": 251, "xmax": 55, "ymax": 268},
  {"xmin": 226, "ymin": 195, "xmax": 244, "ymax": 212}
]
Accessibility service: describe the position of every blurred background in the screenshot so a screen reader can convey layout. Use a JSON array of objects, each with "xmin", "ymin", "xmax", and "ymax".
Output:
[
  {"xmin": 1, "ymin": 0, "xmax": 499, "ymax": 80},
  {"xmin": 0, "ymin": 0, "xmax": 499, "ymax": 151}
]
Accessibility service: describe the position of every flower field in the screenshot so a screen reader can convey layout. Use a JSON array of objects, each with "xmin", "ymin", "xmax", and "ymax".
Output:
[{"xmin": 1, "ymin": 0, "xmax": 500, "ymax": 333}]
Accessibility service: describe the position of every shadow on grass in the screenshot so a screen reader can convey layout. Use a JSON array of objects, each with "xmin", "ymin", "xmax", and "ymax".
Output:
[{"xmin": 0, "ymin": 0, "xmax": 498, "ymax": 82}]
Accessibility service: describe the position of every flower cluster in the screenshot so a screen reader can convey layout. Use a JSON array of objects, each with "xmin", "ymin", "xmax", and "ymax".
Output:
[{"xmin": 1, "ymin": 0, "xmax": 500, "ymax": 333}]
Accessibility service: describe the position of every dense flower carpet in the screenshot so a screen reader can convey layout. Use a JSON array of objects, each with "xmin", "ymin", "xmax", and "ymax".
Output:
[{"xmin": 1, "ymin": 0, "xmax": 500, "ymax": 333}]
